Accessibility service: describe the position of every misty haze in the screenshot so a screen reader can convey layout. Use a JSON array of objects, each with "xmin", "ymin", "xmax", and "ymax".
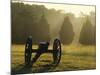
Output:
[{"xmin": 11, "ymin": 1, "xmax": 96, "ymax": 74}]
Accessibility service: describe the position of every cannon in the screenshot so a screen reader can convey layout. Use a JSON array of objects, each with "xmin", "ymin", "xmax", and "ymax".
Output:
[{"xmin": 25, "ymin": 36, "xmax": 62, "ymax": 66}]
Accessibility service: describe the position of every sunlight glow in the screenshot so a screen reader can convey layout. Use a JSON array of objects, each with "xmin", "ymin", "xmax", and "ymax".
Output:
[{"xmin": 12, "ymin": 0, "xmax": 95, "ymax": 17}]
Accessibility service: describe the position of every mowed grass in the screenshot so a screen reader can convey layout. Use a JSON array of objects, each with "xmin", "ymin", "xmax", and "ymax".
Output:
[{"xmin": 11, "ymin": 44, "xmax": 96, "ymax": 74}]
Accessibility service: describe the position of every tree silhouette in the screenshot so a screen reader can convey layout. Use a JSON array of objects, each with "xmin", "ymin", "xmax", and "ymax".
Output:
[
  {"xmin": 32, "ymin": 14, "xmax": 50, "ymax": 44},
  {"xmin": 79, "ymin": 19, "xmax": 95, "ymax": 45},
  {"xmin": 11, "ymin": 3, "xmax": 50, "ymax": 44},
  {"xmin": 59, "ymin": 16, "xmax": 74, "ymax": 44},
  {"xmin": 92, "ymin": 25, "xmax": 96, "ymax": 45}
]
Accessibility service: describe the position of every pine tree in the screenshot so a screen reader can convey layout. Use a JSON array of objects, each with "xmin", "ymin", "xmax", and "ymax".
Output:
[
  {"xmin": 32, "ymin": 14, "xmax": 50, "ymax": 44},
  {"xmin": 60, "ymin": 16, "xmax": 74, "ymax": 44},
  {"xmin": 79, "ymin": 19, "xmax": 95, "ymax": 45}
]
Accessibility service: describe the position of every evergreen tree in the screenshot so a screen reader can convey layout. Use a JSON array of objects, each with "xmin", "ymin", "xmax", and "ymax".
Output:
[
  {"xmin": 11, "ymin": 3, "xmax": 50, "ymax": 44},
  {"xmin": 32, "ymin": 14, "xmax": 50, "ymax": 44},
  {"xmin": 79, "ymin": 19, "xmax": 95, "ymax": 45},
  {"xmin": 92, "ymin": 25, "xmax": 96, "ymax": 45},
  {"xmin": 60, "ymin": 16, "xmax": 74, "ymax": 44}
]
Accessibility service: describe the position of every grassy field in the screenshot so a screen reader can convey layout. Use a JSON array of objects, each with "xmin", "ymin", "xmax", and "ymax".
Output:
[{"xmin": 11, "ymin": 44, "xmax": 96, "ymax": 74}]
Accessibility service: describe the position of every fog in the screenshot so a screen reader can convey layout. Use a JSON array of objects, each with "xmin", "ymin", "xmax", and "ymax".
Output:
[{"xmin": 11, "ymin": 1, "xmax": 96, "ymax": 45}]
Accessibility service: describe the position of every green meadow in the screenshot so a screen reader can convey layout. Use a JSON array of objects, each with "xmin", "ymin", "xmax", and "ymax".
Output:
[{"xmin": 11, "ymin": 44, "xmax": 96, "ymax": 74}]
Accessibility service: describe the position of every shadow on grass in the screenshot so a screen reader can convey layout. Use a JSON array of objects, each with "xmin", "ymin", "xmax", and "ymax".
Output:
[
  {"xmin": 11, "ymin": 64, "xmax": 32, "ymax": 75},
  {"xmin": 32, "ymin": 63, "xmax": 58, "ymax": 73},
  {"xmin": 11, "ymin": 61, "xmax": 58, "ymax": 75}
]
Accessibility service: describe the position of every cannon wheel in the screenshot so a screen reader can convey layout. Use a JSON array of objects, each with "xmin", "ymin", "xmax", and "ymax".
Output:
[
  {"xmin": 53, "ymin": 39, "xmax": 61, "ymax": 64},
  {"xmin": 25, "ymin": 37, "xmax": 32, "ymax": 66}
]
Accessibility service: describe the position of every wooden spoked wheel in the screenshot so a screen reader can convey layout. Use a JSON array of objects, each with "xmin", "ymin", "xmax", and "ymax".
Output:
[
  {"xmin": 53, "ymin": 39, "xmax": 61, "ymax": 64},
  {"xmin": 25, "ymin": 37, "xmax": 32, "ymax": 66}
]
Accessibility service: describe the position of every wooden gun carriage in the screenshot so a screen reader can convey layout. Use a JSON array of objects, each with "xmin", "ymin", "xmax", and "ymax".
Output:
[{"xmin": 25, "ymin": 36, "xmax": 62, "ymax": 66}]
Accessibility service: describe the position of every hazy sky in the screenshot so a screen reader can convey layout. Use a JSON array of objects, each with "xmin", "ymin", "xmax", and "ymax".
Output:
[{"xmin": 13, "ymin": 0, "xmax": 95, "ymax": 17}]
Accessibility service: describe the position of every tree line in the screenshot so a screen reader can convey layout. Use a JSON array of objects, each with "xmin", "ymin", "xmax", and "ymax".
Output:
[{"xmin": 11, "ymin": 2, "xmax": 96, "ymax": 45}]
